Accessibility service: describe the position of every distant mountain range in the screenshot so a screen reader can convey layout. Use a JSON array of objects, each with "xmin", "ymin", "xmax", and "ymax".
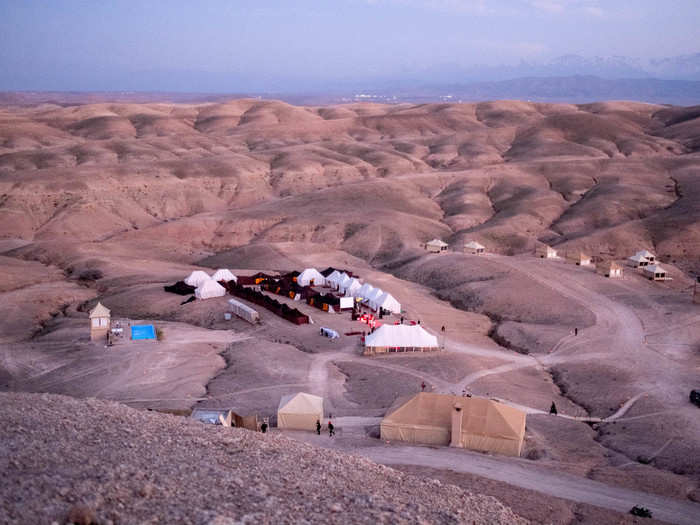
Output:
[
  {"xmin": 397, "ymin": 53, "xmax": 700, "ymax": 84},
  {"xmin": 2, "ymin": 53, "xmax": 700, "ymax": 107}
]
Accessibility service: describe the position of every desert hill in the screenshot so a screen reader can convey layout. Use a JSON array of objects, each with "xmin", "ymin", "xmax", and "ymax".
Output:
[
  {"xmin": 1, "ymin": 99, "xmax": 700, "ymax": 524},
  {"xmin": 0, "ymin": 391, "xmax": 525, "ymax": 524},
  {"xmin": 0, "ymin": 99, "xmax": 698, "ymax": 275}
]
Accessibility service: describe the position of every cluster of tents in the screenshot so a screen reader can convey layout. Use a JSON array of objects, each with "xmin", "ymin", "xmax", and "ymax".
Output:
[
  {"xmin": 272, "ymin": 390, "xmax": 526, "ymax": 458},
  {"xmin": 164, "ymin": 269, "xmax": 236, "ymax": 300},
  {"xmin": 323, "ymin": 269, "xmax": 401, "ymax": 314}
]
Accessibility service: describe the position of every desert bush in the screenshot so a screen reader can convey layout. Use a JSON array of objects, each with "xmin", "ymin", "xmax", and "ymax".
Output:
[{"xmin": 629, "ymin": 505, "xmax": 652, "ymax": 518}]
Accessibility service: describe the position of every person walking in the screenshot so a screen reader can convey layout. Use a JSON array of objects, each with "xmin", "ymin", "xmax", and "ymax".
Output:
[
  {"xmin": 316, "ymin": 419, "xmax": 321, "ymax": 435},
  {"xmin": 328, "ymin": 421, "xmax": 335, "ymax": 437},
  {"xmin": 574, "ymin": 327, "xmax": 578, "ymax": 336},
  {"xmin": 421, "ymin": 381, "xmax": 426, "ymax": 391},
  {"xmin": 260, "ymin": 422, "xmax": 268, "ymax": 433},
  {"xmin": 549, "ymin": 402, "xmax": 558, "ymax": 415}
]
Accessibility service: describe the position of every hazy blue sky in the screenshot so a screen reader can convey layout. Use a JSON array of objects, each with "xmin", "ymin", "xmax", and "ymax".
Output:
[{"xmin": 1, "ymin": 0, "xmax": 699, "ymax": 91}]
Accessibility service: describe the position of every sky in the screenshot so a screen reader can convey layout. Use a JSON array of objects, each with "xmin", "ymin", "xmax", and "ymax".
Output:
[{"xmin": 1, "ymin": 0, "xmax": 699, "ymax": 92}]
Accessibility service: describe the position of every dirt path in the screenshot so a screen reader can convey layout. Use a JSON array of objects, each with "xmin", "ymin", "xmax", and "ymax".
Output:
[{"xmin": 289, "ymin": 432, "xmax": 700, "ymax": 525}]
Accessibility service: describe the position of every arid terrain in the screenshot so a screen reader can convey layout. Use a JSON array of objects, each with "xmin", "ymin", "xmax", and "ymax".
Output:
[{"xmin": 1, "ymin": 98, "xmax": 699, "ymax": 524}]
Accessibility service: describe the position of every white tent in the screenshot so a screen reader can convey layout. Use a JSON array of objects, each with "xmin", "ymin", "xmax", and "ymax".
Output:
[
  {"xmin": 364, "ymin": 287, "xmax": 384, "ymax": 305},
  {"xmin": 277, "ymin": 392, "xmax": 324, "ymax": 431},
  {"xmin": 211, "ymin": 269, "xmax": 237, "ymax": 283},
  {"xmin": 185, "ymin": 270, "xmax": 211, "ymax": 287},
  {"xmin": 336, "ymin": 273, "xmax": 351, "ymax": 290},
  {"xmin": 364, "ymin": 324, "xmax": 438, "ymax": 355},
  {"xmin": 297, "ymin": 268, "xmax": 326, "ymax": 287},
  {"xmin": 343, "ymin": 278, "xmax": 362, "ymax": 297},
  {"xmin": 356, "ymin": 283, "xmax": 375, "ymax": 300},
  {"xmin": 373, "ymin": 292, "xmax": 401, "ymax": 314},
  {"xmin": 326, "ymin": 270, "xmax": 343, "ymax": 289},
  {"xmin": 195, "ymin": 279, "xmax": 227, "ymax": 300}
]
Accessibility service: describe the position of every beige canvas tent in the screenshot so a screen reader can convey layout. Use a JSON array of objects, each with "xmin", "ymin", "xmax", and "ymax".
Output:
[
  {"xmin": 277, "ymin": 392, "xmax": 324, "ymax": 431},
  {"xmin": 570, "ymin": 252, "xmax": 592, "ymax": 266},
  {"xmin": 425, "ymin": 239, "xmax": 448, "ymax": 253},
  {"xmin": 597, "ymin": 261, "xmax": 623, "ymax": 278},
  {"xmin": 536, "ymin": 244, "xmax": 557, "ymax": 259},
  {"xmin": 381, "ymin": 392, "xmax": 526, "ymax": 457}
]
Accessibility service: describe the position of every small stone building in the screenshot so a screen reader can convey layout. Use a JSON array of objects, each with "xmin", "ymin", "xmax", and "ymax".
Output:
[
  {"xmin": 89, "ymin": 302, "xmax": 111, "ymax": 341},
  {"xmin": 464, "ymin": 241, "xmax": 485, "ymax": 255},
  {"xmin": 425, "ymin": 239, "xmax": 448, "ymax": 253}
]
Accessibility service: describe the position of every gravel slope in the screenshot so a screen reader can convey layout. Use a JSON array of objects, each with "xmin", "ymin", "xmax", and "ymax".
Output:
[{"xmin": 0, "ymin": 392, "xmax": 526, "ymax": 524}]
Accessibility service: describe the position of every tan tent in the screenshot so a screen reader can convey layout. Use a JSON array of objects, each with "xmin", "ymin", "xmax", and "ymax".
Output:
[
  {"xmin": 569, "ymin": 252, "xmax": 592, "ymax": 266},
  {"xmin": 277, "ymin": 392, "xmax": 324, "ymax": 431},
  {"xmin": 380, "ymin": 392, "xmax": 526, "ymax": 457},
  {"xmin": 536, "ymin": 244, "xmax": 557, "ymax": 259},
  {"xmin": 597, "ymin": 261, "xmax": 623, "ymax": 278}
]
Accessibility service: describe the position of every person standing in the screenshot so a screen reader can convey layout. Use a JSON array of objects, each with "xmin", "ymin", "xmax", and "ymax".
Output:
[
  {"xmin": 421, "ymin": 381, "xmax": 426, "ymax": 391},
  {"xmin": 261, "ymin": 422, "xmax": 268, "ymax": 433},
  {"xmin": 328, "ymin": 421, "xmax": 335, "ymax": 437},
  {"xmin": 549, "ymin": 402, "xmax": 558, "ymax": 415},
  {"xmin": 574, "ymin": 327, "xmax": 578, "ymax": 336},
  {"xmin": 316, "ymin": 419, "xmax": 321, "ymax": 435}
]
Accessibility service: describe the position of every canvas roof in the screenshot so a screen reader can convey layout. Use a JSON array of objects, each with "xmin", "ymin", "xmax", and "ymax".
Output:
[
  {"xmin": 373, "ymin": 291, "xmax": 401, "ymax": 313},
  {"xmin": 326, "ymin": 270, "xmax": 343, "ymax": 284},
  {"xmin": 211, "ymin": 269, "xmax": 237, "ymax": 282},
  {"xmin": 383, "ymin": 392, "xmax": 525, "ymax": 445},
  {"xmin": 357, "ymin": 283, "xmax": 375, "ymax": 298},
  {"xmin": 343, "ymin": 278, "xmax": 362, "ymax": 295},
  {"xmin": 464, "ymin": 241, "xmax": 485, "ymax": 250},
  {"xmin": 634, "ymin": 250, "xmax": 655, "ymax": 259},
  {"xmin": 185, "ymin": 270, "xmax": 211, "ymax": 287},
  {"xmin": 297, "ymin": 268, "xmax": 326, "ymax": 286},
  {"xmin": 426, "ymin": 239, "xmax": 448, "ymax": 247},
  {"xmin": 645, "ymin": 264, "xmax": 666, "ymax": 273},
  {"xmin": 89, "ymin": 302, "xmax": 110, "ymax": 318},
  {"xmin": 278, "ymin": 392, "xmax": 324, "ymax": 414},
  {"xmin": 195, "ymin": 279, "xmax": 227, "ymax": 299},
  {"xmin": 365, "ymin": 287, "xmax": 384, "ymax": 302},
  {"xmin": 365, "ymin": 324, "xmax": 438, "ymax": 348}
]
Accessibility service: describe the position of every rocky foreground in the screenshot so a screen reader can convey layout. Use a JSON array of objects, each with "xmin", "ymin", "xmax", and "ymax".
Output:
[{"xmin": 0, "ymin": 392, "xmax": 526, "ymax": 524}]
